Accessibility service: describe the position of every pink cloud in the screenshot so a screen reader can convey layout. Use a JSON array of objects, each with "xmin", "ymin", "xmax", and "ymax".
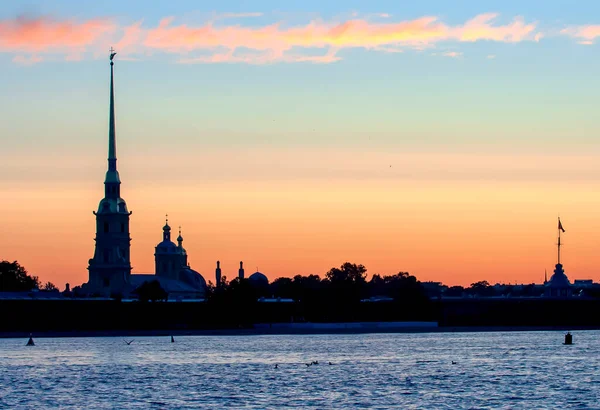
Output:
[
  {"xmin": 0, "ymin": 15, "xmax": 115, "ymax": 53},
  {"xmin": 1, "ymin": 13, "xmax": 542, "ymax": 64},
  {"xmin": 561, "ymin": 25, "xmax": 600, "ymax": 44},
  {"xmin": 453, "ymin": 13, "xmax": 536, "ymax": 42},
  {"xmin": 114, "ymin": 20, "xmax": 144, "ymax": 54},
  {"xmin": 141, "ymin": 13, "xmax": 539, "ymax": 63},
  {"xmin": 178, "ymin": 47, "xmax": 340, "ymax": 65}
]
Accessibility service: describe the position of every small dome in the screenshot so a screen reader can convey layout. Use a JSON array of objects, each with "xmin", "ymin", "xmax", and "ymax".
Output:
[
  {"xmin": 547, "ymin": 264, "xmax": 571, "ymax": 288},
  {"xmin": 163, "ymin": 223, "xmax": 171, "ymax": 231},
  {"xmin": 249, "ymin": 271, "xmax": 269, "ymax": 284},
  {"xmin": 155, "ymin": 240, "xmax": 178, "ymax": 253}
]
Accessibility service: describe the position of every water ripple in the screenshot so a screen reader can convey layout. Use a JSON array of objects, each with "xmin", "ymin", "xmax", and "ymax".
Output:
[{"xmin": 1, "ymin": 331, "xmax": 600, "ymax": 408}]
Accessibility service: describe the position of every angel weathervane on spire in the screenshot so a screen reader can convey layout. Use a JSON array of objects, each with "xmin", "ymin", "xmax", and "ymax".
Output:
[{"xmin": 110, "ymin": 47, "xmax": 117, "ymax": 61}]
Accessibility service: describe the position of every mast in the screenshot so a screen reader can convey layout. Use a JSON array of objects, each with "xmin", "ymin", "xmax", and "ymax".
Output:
[{"xmin": 558, "ymin": 221, "xmax": 561, "ymax": 264}]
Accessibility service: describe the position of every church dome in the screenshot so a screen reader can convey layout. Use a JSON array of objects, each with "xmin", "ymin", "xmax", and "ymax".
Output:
[
  {"xmin": 179, "ymin": 267, "xmax": 207, "ymax": 290},
  {"xmin": 155, "ymin": 218, "xmax": 177, "ymax": 253},
  {"xmin": 249, "ymin": 271, "xmax": 269, "ymax": 284},
  {"xmin": 156, "ymin": 240, "xmax": 177, "ymax": 253}
]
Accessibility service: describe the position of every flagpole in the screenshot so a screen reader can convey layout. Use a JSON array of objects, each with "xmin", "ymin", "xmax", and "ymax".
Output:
[{"xmin": 557, "ymin": 217, "xmax": 561, "ymax": 265}]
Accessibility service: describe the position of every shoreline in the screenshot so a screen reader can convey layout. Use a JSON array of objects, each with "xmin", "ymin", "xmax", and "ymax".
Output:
[{"xmin": 2, "ymin": 325, "xmax": 598, "ymax": 339}]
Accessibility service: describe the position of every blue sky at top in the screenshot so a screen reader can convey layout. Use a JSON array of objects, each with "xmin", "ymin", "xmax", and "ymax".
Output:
[{"xmin": 0, "ymin": 0, "xmax": 598, "ymax": 159}]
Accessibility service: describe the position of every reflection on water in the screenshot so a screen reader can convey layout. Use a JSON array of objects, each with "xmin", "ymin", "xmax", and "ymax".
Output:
[{"xmin": 1, "ymin": 331, "xmax": 599, "ymax": 409}]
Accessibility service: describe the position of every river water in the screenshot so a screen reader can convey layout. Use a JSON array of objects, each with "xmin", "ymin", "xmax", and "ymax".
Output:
[{"xmin": 1, "ymin": 331, "xmax": 599, "ymax": 409}]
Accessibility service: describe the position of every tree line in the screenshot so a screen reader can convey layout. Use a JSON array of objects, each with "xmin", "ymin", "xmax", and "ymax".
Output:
[{"xmin": 0, "ymin": 261, "xmax": 57, "ymax": 292}]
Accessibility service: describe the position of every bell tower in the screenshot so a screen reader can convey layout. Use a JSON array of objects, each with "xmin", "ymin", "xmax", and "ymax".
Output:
[{"xmin": 87, "ymin": 49, "xmax": 132, "ymax": 295}]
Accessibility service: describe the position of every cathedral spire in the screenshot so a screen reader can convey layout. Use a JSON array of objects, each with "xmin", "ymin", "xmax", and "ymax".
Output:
[
  {"xmin": 108, "ymin": 47, "xmax": 117, "ymax": 171},
  {"xmin": 105, "ymin": 48, "xmax": 121, "ymax": 197},
  {"xmin": 88, "ymin": 50, "xmax": 132, "ymax": 296}
]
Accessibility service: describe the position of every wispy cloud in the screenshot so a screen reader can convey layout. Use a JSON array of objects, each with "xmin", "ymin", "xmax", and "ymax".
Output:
[
  {"xmin": 0, "ymin": 12, "xmax": 544, "ymax": 64},
  {"xmin": 12, "ymin": 54, "xmax": 43, "ymax": 65},
  {"xmin": 441, "ymin": 51, "xmax": 463, "ymax": 58},
  {"xmin": 487, "ymin": 54, "xmax": 496, "ymax": 59},
  {"xmin": 142, "ymin": 13, "xmax": 538, "ymax": 63},
  {"xmin": 0, "ymin": 15, "xmax": 114, "ymax": 53},
  {"xmin": 561, "ymin": 25, "xmax": 600, "ymax": 44}
]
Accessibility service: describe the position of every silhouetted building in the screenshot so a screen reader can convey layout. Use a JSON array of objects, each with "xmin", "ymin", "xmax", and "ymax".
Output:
[
  {"xmin": 238, "ymin": 261, "xmax": 245, "ymax": 280},
  {"xmin": 249, "ymin": 271, "xmax": 269, "ymax": 285},
  {"xmin": 545, "ymin": 218, "xmax": 572, "ymax": 298},
  {"xmin": 151, "ymin": 221, "xmax": 206, "ymax": 296},
  {"xmin": 83, "ymin": 52, "xmax": 207, "ymax": 299},
  {"xmin": 215, "ymin": 261, "xmax": 222, "ymax": 287},
  {"xmin": 86, "ymin": 50, "xmax": 132, "ymax": 295},
  {"xmin": 545, "ymin": 263, "xmax": 572, "ymax": 297}
]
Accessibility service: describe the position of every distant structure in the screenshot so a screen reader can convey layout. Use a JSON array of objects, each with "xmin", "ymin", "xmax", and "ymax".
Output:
[
  {"xmin": 238, "ymin": 261, "xmax": 245, "ymax": 280},
  {"xmin": 545, "ymin": 217, "xmax": 572, "ymax": 297},
  {"xmin": 83, "ymin": 51, "xmax": 208, "ymax": 299},
  {"xmin": 249, "ymin": 270, "xmax": 269, "ymax": 285},
  {"xmin": 215, "ymin": 261, "xmax": 222, "ymax": 287},
  {"xmin": 128, "ymin": 219, "xmax": 207, "ymax": 299}
]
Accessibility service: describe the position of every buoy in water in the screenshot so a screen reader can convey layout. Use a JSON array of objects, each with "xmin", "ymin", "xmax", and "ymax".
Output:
[
  {"xmin": 564, "ymin": 332, "xmax": 573, "ymax": 345},
  {"xmin": 26, "ymin": 334, "xmax": 35, "ymax": 346}
]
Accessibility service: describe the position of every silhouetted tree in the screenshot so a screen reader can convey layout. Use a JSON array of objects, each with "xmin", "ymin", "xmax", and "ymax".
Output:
[
  {"xmin": 133, "ymin": 280, "xmax": 168, "ymax": 302},
  {"xmin": 0, "ymin": 260, "xmax": 40, "ymax": 292},
  {"xmin": 326, "ymin": 262, "xmax": 367, "ymax": 285},
  {"xmin": 270, "ymin": 277, "xmax": 294, "ymax": 298},
  {"xmin": 42, "ymin": 282, "xmax": 58, "ymax": 292},
  {"xmin": 444, "ymin": 286, "xmax": 465, "ymax": 297},
  {"xmin": 468, "ymin": 281, "xmax": 494, "ymax": 297},
  {"xmin": 369, "ymin": 272, "xmax": 427, "ymax": 302}
]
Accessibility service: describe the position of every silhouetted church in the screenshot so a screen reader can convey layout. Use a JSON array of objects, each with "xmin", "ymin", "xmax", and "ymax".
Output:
[{"xmin": 82, "ymin": 52, "xmax": 208, "ymax": 299}]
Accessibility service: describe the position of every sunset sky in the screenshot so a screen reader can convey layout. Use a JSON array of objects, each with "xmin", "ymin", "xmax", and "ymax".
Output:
[{"xmin": 1, "ymin": 0, "xmax": 600, "ymax": 288}]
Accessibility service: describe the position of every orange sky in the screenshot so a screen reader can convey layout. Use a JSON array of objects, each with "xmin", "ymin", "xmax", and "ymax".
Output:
[
  {"xmin": 3, "ymin": 146, "xmax": 600, "ymax": 288},
  {"xmin": 2, "ymin": 6, "xmax": 600, "ymax": 289}
]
